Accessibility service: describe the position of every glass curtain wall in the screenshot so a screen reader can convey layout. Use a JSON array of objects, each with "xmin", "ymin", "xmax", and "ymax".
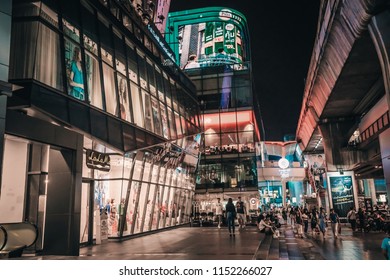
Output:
[
  {"xmin": 81, "ymin": 139, "xmax": 197, "ymax": 240},
  {"xmin": 192, "ymin": 69, "xmax": 258, "ymax": 190},
  {"xmin": 9, "ymin": 0, "xmax": 199, "ymax": 141}
]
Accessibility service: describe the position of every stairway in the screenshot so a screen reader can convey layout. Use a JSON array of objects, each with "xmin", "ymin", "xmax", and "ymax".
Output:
[{"xmin": 254, "ymin": 224, "xmax": 305, "ymax": 260}]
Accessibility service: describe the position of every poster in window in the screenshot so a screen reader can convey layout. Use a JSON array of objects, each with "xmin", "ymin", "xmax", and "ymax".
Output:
[
  {"xmin": 117, "ymin": 75, "xmax": 131, "ymax": 122},
  {"xmin": 65, "ymin": 40, "xmax": 85, "ymax": 100}
]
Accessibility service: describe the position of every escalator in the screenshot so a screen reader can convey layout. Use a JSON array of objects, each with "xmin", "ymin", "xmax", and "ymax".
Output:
[{"xmin": 0, "ymin": 222, "xmax": 38, "ymax": 258}]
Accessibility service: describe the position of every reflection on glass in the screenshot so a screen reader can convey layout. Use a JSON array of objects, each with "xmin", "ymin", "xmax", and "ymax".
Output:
[
  {"xmin": 65, "ymin": 41, "xmax": 85, "ymax": 100},
  {"xmin": 62, "ymin": 19, "xmax": 80, "ymax": 42}
]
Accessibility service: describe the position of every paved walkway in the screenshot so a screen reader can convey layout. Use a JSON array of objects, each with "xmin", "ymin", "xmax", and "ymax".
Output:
[{"xmin": 10, "ymin": 223, "xmax": 388, "ymax": 260}]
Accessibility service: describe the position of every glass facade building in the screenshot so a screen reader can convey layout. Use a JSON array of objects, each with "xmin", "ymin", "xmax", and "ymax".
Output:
[
  {"xmin": 0, "ymin": 0, "xmax": 201, "ymax": 256},
  {"xmin": 166, "ymin": 8, "xmax": 263, "ymax": 215}
]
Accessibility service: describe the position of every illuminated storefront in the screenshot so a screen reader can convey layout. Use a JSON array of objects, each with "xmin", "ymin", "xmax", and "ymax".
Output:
[
  {"xmin": 166, "ymin": 7, "xmax": 263, "ymax": 216},
  {"xmin": 0, "ymin": 0, "xmax": 200, "ymax": 256}
]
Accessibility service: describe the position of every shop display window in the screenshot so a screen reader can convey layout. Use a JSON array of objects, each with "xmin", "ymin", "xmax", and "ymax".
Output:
[
  {"xmin": 151, "ymin": 185, "xmax": 163, "ymax": 230},
  {"xmin": 220, "ymin": 133, "xmax": 239, "ymax": 153},
  {"xmin": 143, "ymin": 184, "xmax": 157, "ymax": 232},
  {"xmin": 64, "ymin": 39, "xmax": 84, "ymax": 100},
  {"xmin": 126, "ymin": 41, "xmax": 138, "ymax": 83},
  {"xmin": 127, "ymin": 181, "xmax": 140, "ymax": 234},
  {"xmin": 155, "ymin": 67, "xmax": 164, "ymax": 98},
  {"xmin": 220, "ymin": 111, "xmax": 237, "ymax": 132},
  {"xmin": 130, "ymin": 82, "xmax": 145, "ymax": 128},
  {"xmin": 85, "ymin": 51, "xmax": 103, "ymax": 109},
  {"xmin": 151, "ymin": 97, "xmax": 162, "ymax": 136},
  {"xmin": 101, "ymin": 63, "xmax": 117, "ymax": 115},
  {"xmin": 160, "ymin": 103, "xmax": 169, "ymax": 139},
  {"xmin": 142, "ymin": 162, "xmax": 151, "ymax": 182},
  {"xmin": 171, "ymin": 170, "xmax": 178, "ymax": 187},
  {"xmin": 133, "ymin": 183, "xmax": 148, "ymax": 234},
  {"xmin": 82, "ymin": 4, "xmax": 98, "ymax": 56},
  {"xmin": 166, "ymin": 188, "xmax": 175, "ymax": 227},
  {"xmin": 98, "ymin": 15, "xmax": 114, "ymax": 66},
  {"xmin": 117, "ymin": 74, "xmax": 131, "ymax": 122},
  {"xmin": 158, "ymin": 167, "xmax": 166, "ymax": 185},
  {"xmin": 142, "ymin": 90, "xmax": 153, "ymax": 131},
  {"xmin": 132, "ymin": 158, "xmax": 144, "ymax": 181},
  {"xmin": 163, "ymin": 73, "xmax": 170, "ymax": 93},
  {"xmin": 147, "ymin": 59, "xmax": 156, "ymax": 96},
  {"xmin": 159, "ymin": 186, "xmax": 169, "ymax": 228},
  {"xmin": 34, "ymin": 23, "xmax": 63, "ymax": 91},
  {"xmin": 137, "ymin": 51, "xmax": 148, "ymax": 90},
  {"xmin": 165, "ymin": 169, "xmax": 172, "ymax": 186},
  {"xmin": 80, "ymin": 182, "xmax": 90, "ymax": 243},
  {"xmin": 151, "ymin": 165, "xmax": 159, "ymax": 183},
  {"xmin": 114, "ymin": 33, "xmax": 127, "ymax": 76},
  {"xmin": 167, "ymin": 108, "xmax": 176, "ymax": 139}
]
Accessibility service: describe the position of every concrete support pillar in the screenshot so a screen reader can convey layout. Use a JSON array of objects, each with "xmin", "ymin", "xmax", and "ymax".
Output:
[
  {"xmin": 379, "ymin": 128, "xmax": 390, "ymax": 202},
  {"xmin": 370, "ymin": 11, "xmax": 390, "ymax": 203},
  {"xmin": 318, "ymin": 121, "xmax": 363, "ymax": 172},
  {"xmin": 282, "ymin": 179, "xmax": 287, "ymax": 208},
  {"xmin": 367, "ymin": 179, "xmax": 377, "ymax": 206}
]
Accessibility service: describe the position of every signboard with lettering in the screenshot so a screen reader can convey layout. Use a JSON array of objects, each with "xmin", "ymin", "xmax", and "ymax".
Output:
[
  {"xmin": 330, "ymin": 175, "xmax": 354, "ymax": 217},
  {"xmin": 86, "ymin": 150, "xmax": 111, "ymax": 172}
]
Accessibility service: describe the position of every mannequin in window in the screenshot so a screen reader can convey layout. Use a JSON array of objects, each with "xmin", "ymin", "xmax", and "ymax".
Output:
[{"xmin": 68, "ymin": 46, "xmax": 85, "ymax": 100}]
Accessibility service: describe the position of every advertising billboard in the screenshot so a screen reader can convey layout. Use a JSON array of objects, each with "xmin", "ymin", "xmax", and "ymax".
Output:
[
  {"xmin": 329, "ymin": 175, "xmax": 354, "ymax": 217},
  {"xmin": 167, "ymin": 8, "xmax": 249, "ymax": 70},
  {"xmin": 179, "ymin": 20, "xmax": 243, "ymax": 69}
]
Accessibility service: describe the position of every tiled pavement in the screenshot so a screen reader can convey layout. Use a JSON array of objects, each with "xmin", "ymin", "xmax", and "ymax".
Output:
[{"xmin": 9, "ymin": 223, "xmax": 388, "ymax": 260}]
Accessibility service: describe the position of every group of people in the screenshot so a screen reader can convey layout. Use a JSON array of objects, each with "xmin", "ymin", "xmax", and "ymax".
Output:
[
  {"xmin": 257, "ymin": 206, "xmax": 341, "ymax": 239},
  {"xmin": 217, "ymin": 196, "xmax": 247, "ymax": 236}
]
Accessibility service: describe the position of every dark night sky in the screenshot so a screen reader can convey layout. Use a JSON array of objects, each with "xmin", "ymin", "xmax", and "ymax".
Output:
[{"xmin": 169, "ymin": 0, "xmax": 321, "ymax": 141}]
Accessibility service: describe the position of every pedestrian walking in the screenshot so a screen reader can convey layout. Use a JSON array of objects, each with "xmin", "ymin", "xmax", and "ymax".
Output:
[
  {"xmin": 310, "ymin": 207, "xmax": 319, "ymax": 236},
  {"xmin": 215, "ymin": 198, "xmax": 223, "ymax": 228},
  {"xmin": 318, "ymin": 207, "xmax": 327, "ymax": 239},
  {"xmin": 225, "ymin": 198, "xmax": 236, "ymax": 237},
  {"xmin": 347, "ymin": 206, "xmax": 357, "ymax": 231},
  {"xmin": 329, "ymin": 208, "xmax": 340, "ymax": 238},
  {"xmin": 357, "ymin": 208, "xmax": 365, "ymax": 231},
  {"xmin": 295, "ymin": 208, "xmax": 304, "ymax": 238},
  {"xmin": 302, "ymin": 208, "xmax": 309, "ymax": 235},
  {"xmin": 289, "ymin": 207, "xmax": 296, "ymax": 230},
  {"xmin": 236, "ymin": 196, "xmax": 246, "ymax": 229}
]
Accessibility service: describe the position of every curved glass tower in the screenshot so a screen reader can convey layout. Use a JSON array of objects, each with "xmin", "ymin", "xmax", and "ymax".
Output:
[{"xmin": 167, "ymin": 7, "xmax": 264, "ymax": 216}]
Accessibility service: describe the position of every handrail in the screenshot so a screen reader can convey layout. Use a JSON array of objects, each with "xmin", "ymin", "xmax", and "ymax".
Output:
[
  {"xmin": 0, "ymin": 225, "xmax": 7, "ymax": 251},
  {"xmin": 0, "ymin": 222, "xmax": 39, "ymax": 253}
]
